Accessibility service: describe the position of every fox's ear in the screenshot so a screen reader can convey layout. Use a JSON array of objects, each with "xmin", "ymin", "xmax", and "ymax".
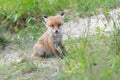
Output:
[
  {"xmin": 60, "ymin": 12, "xmax": 65, "ymax": 18},
  {"xmin": 43, "ymin": 15, "xmax": 48, "ymax": 22}
]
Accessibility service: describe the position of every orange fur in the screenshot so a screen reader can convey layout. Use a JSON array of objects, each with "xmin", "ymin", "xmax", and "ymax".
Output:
[{"xmin": 32, "ymin": 13, "xmax": 66, "ymax": 59}]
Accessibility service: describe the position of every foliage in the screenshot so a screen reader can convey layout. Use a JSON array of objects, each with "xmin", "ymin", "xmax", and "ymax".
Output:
[
  {"xmin": 0, "ymin": 28, "xmax": 120, "ymax": 79},
  {"xmin": 0, "ymin": 0, "xmax": 120, "ymax": 33},
  {"xmin": 0, "ymin": 0, "xmax": 120, "ymax": 80},
  {"xmin": 51, "ymin": 24, "xmax": 120, "ymax": 80}
]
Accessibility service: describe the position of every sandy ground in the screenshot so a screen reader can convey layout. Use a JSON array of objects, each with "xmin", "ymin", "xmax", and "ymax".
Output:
[{"xmin": 63, "ymin": 8, "xmax": 120, "ymax": 40}]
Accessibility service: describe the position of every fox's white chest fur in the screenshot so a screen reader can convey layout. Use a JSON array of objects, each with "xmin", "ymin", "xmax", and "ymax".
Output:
[{"xmin": 52, "ymin": 33, "xmax": 62, "ymax": 49}]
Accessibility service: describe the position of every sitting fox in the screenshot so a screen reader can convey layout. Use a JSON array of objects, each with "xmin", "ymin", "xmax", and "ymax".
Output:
[{"xmin": 32, "ymin": 13, "xmax": 67, "ymax": 59}]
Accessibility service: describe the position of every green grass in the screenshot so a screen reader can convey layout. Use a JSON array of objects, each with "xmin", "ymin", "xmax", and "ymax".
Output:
[
  {"xmin": 0, "ymin": 30, "xmax": 119, "ymax": 80},
  {"xmin": 0, "ymin": 0, "xmax": 120, "ymax": 45},
  {"xmin": 51, "ymin": 29, "xmax": 120, "ymax": 80},
  {"xmin": 0, "ymin": 60, "xmax": 40, "ymax": 80},
  {"xmin": 0, "ymin": 0, "xmax": 120, "ymax": 33},
  {"xmin": 0, "ymin": 0, "xmax": 120, "ymax": 80}
]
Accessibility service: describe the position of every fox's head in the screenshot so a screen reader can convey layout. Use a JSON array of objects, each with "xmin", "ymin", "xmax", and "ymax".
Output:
[{"xmin": 43, "ymin": 13, "xmax": 64, "ymax": 36}]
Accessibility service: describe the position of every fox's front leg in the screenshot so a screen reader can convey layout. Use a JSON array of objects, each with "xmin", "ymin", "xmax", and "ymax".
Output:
[
  {"xmin": 59, "ymin": 41, "xmax": 67, "ymax": 56},
  {"xmin": 48, "ymin": 38, "xmax": 62, "ymax": 58}
]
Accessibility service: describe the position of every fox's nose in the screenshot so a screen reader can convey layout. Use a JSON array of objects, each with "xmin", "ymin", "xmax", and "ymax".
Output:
[{"xmin": 55, "ymin": 30, "xmax": 58, "ymax": 34}]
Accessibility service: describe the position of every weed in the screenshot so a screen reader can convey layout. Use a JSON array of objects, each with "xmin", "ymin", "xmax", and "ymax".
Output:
[{"xmin": 0, "ymin": 0, "xmax": 120, "ymax": 80}]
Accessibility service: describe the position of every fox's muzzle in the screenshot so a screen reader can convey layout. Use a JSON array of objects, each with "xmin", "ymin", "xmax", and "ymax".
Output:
[{"xmin": 55, "ymin": 30, "xmax": 59, "ymax": 34}]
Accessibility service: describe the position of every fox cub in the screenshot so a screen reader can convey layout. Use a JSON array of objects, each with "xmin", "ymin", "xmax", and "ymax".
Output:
[{"xmin": 33, "ymin": 13, "xmax": 67, "ymax": 59}]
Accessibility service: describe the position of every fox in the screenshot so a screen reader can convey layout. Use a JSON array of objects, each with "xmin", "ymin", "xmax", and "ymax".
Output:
[{"xmin": 32, "ymin": 13, "xmax": 67, "ymax": 59}]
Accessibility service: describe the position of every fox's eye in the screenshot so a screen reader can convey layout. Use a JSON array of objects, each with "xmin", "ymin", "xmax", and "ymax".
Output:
[
  {"xmin": 51, "ymin": 25, "xmax": 54, "ymax": 27},
  {"xmin": 58, "ymin": 24, "xmax": 61, "ymax": 26}
]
